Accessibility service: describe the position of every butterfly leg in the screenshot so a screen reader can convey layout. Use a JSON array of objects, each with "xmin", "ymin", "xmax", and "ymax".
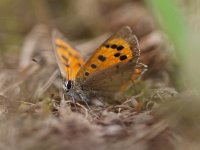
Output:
[
  {"xmin": 79, "ymin": 94, "xmax": 91, "ymax": 110},
  {"xmin": 63, "ymin": 92, "xmax": 78, "ymax": 111},
  {"xmin": 71, "ymin": 95, "xmax": 78, "ymax": 111},
  {"xmin": 79, "ymin": 94, "xmax": 100, "ymax": 118}
]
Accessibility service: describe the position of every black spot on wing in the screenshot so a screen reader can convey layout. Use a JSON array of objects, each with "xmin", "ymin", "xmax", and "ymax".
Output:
[
  {"xmin": 61, "ymin": 55, "xmax": 68, "ymax": 62},
  {"xmin": 85, "ymin": 72, "xmax": 89, "ymax": 76},
  {"xmin": 116, "ymin": 45, "xmax": 124, "ymax": 51},
  {"xmin": 91, "ymin": 64, "xmax": 97, "ymax": 69},
  {"xmin": 56, "ymin": 43, "xmax": 68, "ymax": 50},
  {"xmin": 114, "ymin": 53, "xmax": 120, "ymax": 57},
  {"xmin": 64, "ymin": 63, "xmax": 70, "ymax": 67},
  {"xmin": 74, "ymin": 55, "xmax": 81, "ymax": 59},
  {"xmin": 98, "ymin": 55, "xmax": 106, "ymax": 62},
  {"xmin": 120, "ymin": 55, "xmax": 127, "ymax": 61},
  {"xmin": 105, "ymin": 44, "xmax": 110, "ymax": 48},
  {"xmin": 111, "ymin": 44, "xmax": 117, "ymax": 49}
]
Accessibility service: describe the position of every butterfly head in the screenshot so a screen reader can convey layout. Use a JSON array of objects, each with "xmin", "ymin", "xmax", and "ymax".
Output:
[
  {"xmin": 63, "ymin": 80, "xmax": 74, "ymax": 92},
  {"xmin": 62, "ymin": 79, "xmax": 87, "ymax": 102}
]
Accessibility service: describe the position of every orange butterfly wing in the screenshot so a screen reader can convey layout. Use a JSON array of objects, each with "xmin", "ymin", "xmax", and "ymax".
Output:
[
  {"xmin": 52, "ymin": 30, "xmax": 84, "ymax": 80},
  {"xmin": 72, "ymin": 26, "xmax": 147, "ymax": 102},
  {"xmin": 76, "ymin": 26, "xmax": 140, "ymax": 82}
]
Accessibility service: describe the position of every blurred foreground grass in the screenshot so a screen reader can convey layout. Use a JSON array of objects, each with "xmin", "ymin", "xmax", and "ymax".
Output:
[{"xmin": 148, "ymin": 0, "xmax": 200, "ymax": 90}]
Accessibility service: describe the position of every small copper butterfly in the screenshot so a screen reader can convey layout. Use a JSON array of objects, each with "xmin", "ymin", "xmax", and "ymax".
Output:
[{"xmin": 52, "ymin": 26, "xmax": 147, "ymax": 103}]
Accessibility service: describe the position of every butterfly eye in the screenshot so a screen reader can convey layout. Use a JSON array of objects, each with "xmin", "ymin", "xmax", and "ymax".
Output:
[{"xmin": 63, "ymin": 80, "xmax": 72, "ymax": 92}]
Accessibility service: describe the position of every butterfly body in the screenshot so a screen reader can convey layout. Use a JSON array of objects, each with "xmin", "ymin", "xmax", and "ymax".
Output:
[{"xmin": 52, "ymin": 26, "xmax": 147, "ymax": 103}]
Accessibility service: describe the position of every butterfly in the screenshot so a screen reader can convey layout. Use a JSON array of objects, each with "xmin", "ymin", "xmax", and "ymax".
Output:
[{"xmin": 52, "ymin": 26, "xmax": 147, "ymax": 104}]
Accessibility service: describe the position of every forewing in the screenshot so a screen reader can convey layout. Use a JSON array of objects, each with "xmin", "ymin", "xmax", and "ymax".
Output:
[
  {"xmin": 74, "ymin": 26, "xmax": 146, "ymax": 102},
  {"xmin": 52, "ymin": 30, "xmax": 84, "ymax": 80},
  {"xmin": 76, "ymin": 26, "xmax": 140, "ymax": 82}
]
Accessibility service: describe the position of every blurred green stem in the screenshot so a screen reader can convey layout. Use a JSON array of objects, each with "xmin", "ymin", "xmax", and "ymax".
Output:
[{"xmin": 146, "ymin": 0, "xmax": 200, "ymax": 91}]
